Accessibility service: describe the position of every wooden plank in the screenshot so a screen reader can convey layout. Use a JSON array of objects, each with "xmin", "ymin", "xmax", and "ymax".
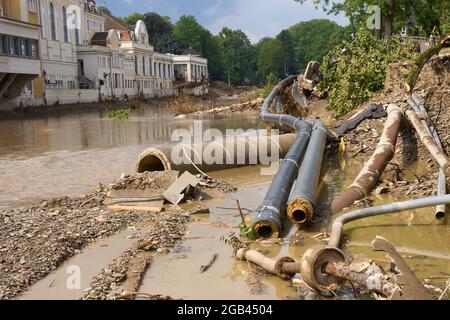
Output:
[
  {"xmin": 107, "ymin": 200, "xmax": 165, "ymax": 213},
  {"xmin": 107, "ymin": 188, "xmax": 165, "ymax": 199}
]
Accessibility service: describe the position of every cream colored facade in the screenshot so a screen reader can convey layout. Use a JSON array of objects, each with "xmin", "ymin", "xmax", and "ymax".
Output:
[
  {"xmin": 0, "ymin": 0, "xmax": 41, "ymax": 106},
  {"xmin": 1, "ymin": 0, "xmax": 208, "ymax": 108}
]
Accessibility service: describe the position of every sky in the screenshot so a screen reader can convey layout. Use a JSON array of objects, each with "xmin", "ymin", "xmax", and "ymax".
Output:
[{"xmin": 101, "ymin": 0, "xmax": 349, "ymax": 43}]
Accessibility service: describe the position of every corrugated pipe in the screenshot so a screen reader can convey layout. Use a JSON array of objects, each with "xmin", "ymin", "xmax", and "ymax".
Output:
[
  {"xmin": 407, "ymin": 95, "xmax": 447, "ymax": 222},
  {"xmin": 252, "ymin": 75, "xmax": 312, "ymax": 239},
  {"xmin": 329, "ymin": 194, "xmax": 450, "ymax": 248},
  {"xmin": 287, "ymin": 120, "xmax": 327, "ymax": 224},
  {"xmin": 331, "ymin": 104, "xmax": 404, "ymax": 215}
]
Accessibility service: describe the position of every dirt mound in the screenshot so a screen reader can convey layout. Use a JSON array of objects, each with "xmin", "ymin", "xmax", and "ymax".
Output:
[{"xmin": 342, "ymin": 48, "xmax": 449, "ymax": 203}]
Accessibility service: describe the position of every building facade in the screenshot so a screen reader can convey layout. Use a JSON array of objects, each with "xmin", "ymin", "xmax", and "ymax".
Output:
[
  {"xmin": 0, "ymin": 0, "xmax": 41, "ymax": 106},
  {"xmin": 0, "ymin": 0, "xmax": 208, "ymax": 109}
]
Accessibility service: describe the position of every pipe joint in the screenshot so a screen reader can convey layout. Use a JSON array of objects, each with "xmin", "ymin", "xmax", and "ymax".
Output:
[{"xmin": 287, "ymin": 198, "xmax": 314, "ymax": 224}]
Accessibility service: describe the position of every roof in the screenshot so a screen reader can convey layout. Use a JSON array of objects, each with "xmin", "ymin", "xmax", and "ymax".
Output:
[
  {"xmin": 119, "ymin": 30, "xmax": 135, "ymax": 41},
  {"xmin": 182, "ymin": 47, "xmax": 201, "ymax": 57},
  {"xmin": 91, "ymin": 32, "xmax": 108, "ymax": 41},
  {"xmin": 90, "ymin": 32, "xmax": 108, "ymax": 46},
  {"xmin": 101, "ymin": 11, "xmax": 131, "ymax": 31}
]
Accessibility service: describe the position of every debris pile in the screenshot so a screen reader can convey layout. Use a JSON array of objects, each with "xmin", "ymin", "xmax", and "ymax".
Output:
[
  {"xmin": 0, "ymin": 190, "xmax": 153, "ymax": 300},
  {"xmin": 176, "ymin": 98, "xmax": 264, "ymax": 118},
  {"xmin": 343, "ymin": 47, "xmax": 450, "ymax": 201},
  {"xmin": 0, "ymin": 169, "xmax": 236, "ymax": 300}
]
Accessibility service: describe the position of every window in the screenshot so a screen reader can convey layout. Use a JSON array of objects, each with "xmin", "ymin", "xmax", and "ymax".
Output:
[
  {"xmin": 75, "ymin": 28, "xmax": 80, "ymax": 45},
  {"xmin": 9, "ymin": 37, "xmax": 19, "ymax": 55},
  {"xmin": 0, "ymin": 35, "xmax": 7, "ymax": 55},
  {"xmin": 142, "ymin": 57, "xmax": 145, "ymax": 75},
  {"xmin": 30, "ymin": 40, "xmax": 38, "ymax": 57},
  {"xmin": 39, "ymin": 2, "xmax": 45, "ymax": 38},
  {"xmin": 28, "ymin": 0, "xmax": 38, "ymax": 12},
  {"xmin": 135, "ymin": 56, "xmax": 138, "ymax": 74},
  {"xmin": 50, "ymin": 3, "xmax": 56, "ymax": 40},
  {"xmin": 63, "ymin": 7, "xmax": 68, "ymax": 42}
]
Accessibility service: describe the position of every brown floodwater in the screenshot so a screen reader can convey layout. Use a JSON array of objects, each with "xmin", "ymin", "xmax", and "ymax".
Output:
[
  {"xmin": 3, "ymin": 106, "xmax": 449, "ymax": 300},
  {"xmin": 0, "ymin": 107, "xmax": 261, "ymax": 210}
]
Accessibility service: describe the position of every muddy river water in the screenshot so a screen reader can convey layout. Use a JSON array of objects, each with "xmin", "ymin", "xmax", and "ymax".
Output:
[{"xmin": 1, "ymin": 106, "xmax": 449, "ymax": 300}]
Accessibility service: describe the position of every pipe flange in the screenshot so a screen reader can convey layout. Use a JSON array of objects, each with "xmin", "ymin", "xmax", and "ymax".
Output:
[
  {"xmin": 300, "ymin": 245, "xmax": 346, "ymax": 294},
  {"xmin": 275, "ymin": 256, "xmax": 296, "ymax": 280}
]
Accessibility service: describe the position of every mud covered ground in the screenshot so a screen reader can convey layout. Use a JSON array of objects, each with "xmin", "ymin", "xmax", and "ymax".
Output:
[{"xmin": 0, "ymin": 171, "xmax": 234, "ymax": 300}]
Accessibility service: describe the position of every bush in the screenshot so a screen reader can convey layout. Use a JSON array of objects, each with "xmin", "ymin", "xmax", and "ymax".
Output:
[
  {"xmin": 106, "ymin": 109, "xmax": 131, "ymax": 120},
  {"xmin": 319, "ymin": 29, "xmax": 415, "ymax": 118}
]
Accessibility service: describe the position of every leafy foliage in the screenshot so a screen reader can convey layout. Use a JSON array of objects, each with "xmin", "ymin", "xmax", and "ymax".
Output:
[
  {"xmin": 173, "ymin": 16, "xmax": 224, "ymax": 81},
  {"xmin": 106, "ymin": 109, "xmax": 131, "ymax": 120},
  {"xmin": 218, "ymin": 27, "xmax": 256, "ymax": 85},
  {"xmin": 256, "ymin": 38, "xmax": 285, "ymax": 82},
  {"xmin": 294, "ymin": 0, "xmax": 449, "ymax": 37},
  {"xmin": 287, "ymin": 19, "xmax": 349, "ymax": 71},
  {"xmin": 319, "ymin": 28, "xmax": 415, "ymax": 118}
]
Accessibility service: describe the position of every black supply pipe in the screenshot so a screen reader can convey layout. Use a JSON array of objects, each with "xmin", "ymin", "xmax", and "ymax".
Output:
[
  {"xmin": 287, "ymin": 120, "xmax": 327, "ymax": 224},
  {"xmin": 253, "ymin": 76, "xmax": 312, "ymax": 239}
]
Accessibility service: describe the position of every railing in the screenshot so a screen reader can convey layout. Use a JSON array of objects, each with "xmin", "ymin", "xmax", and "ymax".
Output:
[{"xmin": 78, "ymin": 75, "xmax": 96, "ymax": 89}]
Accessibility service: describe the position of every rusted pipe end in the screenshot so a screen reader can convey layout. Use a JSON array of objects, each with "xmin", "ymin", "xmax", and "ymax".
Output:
[
  {"xmin": 135, "ymin": 148, "xmax": 171, "ymax": 173},
  {"xmin": 287, "ymin": 198, "xmax": 314, "ymax": 224},
  {"xmin": 253, "ymin": 220, "xmax": 279, "ymax": 239},
  {"xmin": 435, "ymin": 209, "xmax": 447, "ymax": 222},
  {"xmin": 275, "ymin": 256, "xmax": 297, "ymax": 280},
  {"xmin": 300, "ymin": 245, "xmax": 346, "ymax": 294},
  {"xmin": 235, "ymin": 248, "xmax": 248, "ymax": 261}
]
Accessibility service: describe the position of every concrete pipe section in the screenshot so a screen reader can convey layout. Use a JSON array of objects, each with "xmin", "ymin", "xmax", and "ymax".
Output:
[{"xmin": 135, "ymin": 133, "xmax": 296, "ymax": 174}]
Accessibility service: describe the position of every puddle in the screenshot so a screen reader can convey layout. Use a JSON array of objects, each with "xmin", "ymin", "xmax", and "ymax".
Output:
[{"xmin": 18, "ymin": 224, "xmax": 148, "ymax": 300}]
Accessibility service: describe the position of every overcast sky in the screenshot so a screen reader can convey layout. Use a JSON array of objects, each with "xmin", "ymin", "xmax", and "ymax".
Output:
[{"xmin": 101, "ymin": 0, "xmax": 348, "ymax": 43}]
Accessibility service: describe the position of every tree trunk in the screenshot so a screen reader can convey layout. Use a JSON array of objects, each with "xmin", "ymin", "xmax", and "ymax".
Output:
[{"xmin": 384, "ymin": 0, "xmax": 396, "ymax": 37}]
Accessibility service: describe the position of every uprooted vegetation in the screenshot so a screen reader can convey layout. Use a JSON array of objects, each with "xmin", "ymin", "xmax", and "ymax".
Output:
[{"xmin": 319, "ymin": 29, "xmax": 417, "ymax": 118}]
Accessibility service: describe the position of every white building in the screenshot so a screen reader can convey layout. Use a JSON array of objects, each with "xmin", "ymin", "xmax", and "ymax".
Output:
[{"xmin": 0, "ymin": 0, "xmax": 209, "ymax": 109}]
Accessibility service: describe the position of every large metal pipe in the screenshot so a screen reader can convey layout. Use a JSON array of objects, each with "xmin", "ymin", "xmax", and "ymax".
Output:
[
  {"xmin": 406, "ymin": 110, "xmax": 450, "ymax": 178},
  {"xmin": 331, "ymin": 104, "xmax": 404, "ymax": 214},
  {"xmin": 252, "ymin": 76, "xmax": 313, "ymax": 239},
  {"xmin": 329, "ymin": 194, "xmax": 450, "ymax": 247},
  {"xmin": 407, "ymin": 95, "xmax": 447, "ymax": 222},
  {"xmin": 135, "ymin": 133, "xmax": 296, "ymax": 174},
  {"xmin": 287, "ymin": 120, "xmax": 327, "ymax": 224}
]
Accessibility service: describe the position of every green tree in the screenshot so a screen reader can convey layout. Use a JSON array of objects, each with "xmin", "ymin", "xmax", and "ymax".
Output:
[
  {"xmin": 122, "ymin": 13, "xmax": 145, "ymax": 26},
  {"xmin": 218, "ymin": 27, "xmax": 256, "ymax": 85},
  {"xmin": 256, "ymin": 38, "xmax": 284, "ymax": 82},
  {"xmin": 294, "ymin": 0, "xmax": 448, "ymax": 37},
  {"xmin": 143, "ymin": 12, "xmax": 174, "ymax": 47},
  {"xmin": 276, "ymin": 30, "xmax": 296, "ymax": 75},
  {"xmin": 288, "ymin": 19, "xmax": 346, "ymax": 71},
  {"xmin": 173, "ymin": 16, "xmax": 224, "ymax": 81},
  {"xmin": 155, "ymin": 33, "xmax": 186, "ymax": 55},
  {"xmin": 319, "ymin": 28, "xmax": 415, "ymax": 118}
]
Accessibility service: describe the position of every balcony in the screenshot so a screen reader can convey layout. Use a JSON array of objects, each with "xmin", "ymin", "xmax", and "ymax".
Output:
[{"xmin": 0, "ymin": 16, "xmax": 40, "ymax": 106}]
